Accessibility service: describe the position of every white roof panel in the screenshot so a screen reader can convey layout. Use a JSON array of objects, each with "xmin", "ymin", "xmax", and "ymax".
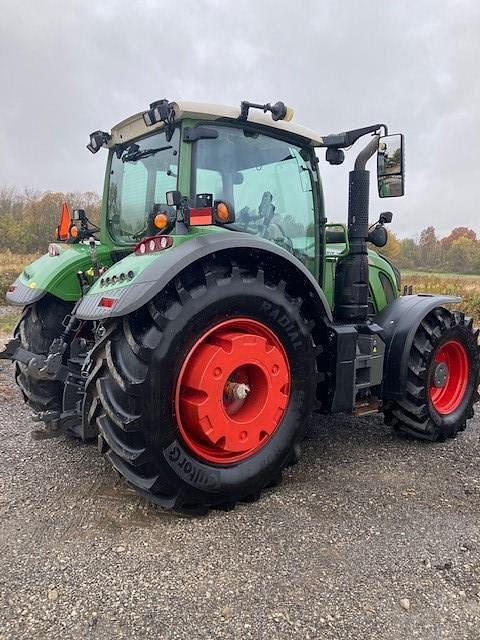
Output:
[{"xmin": 108, "ymin": 101, "xmax": 324, "ymax": 147}]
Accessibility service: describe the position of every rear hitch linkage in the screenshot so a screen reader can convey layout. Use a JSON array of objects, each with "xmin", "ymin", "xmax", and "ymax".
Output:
[
  {"xmin": 0, "ymin": 311, "xmax": 83, "ymax": 382},
  {"xmin": 0, "ymin": 336, "xmax": 69, "ymax": 381}
]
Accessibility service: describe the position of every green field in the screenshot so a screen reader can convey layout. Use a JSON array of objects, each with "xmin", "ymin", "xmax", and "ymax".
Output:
[{"xmin": 403, "ymin": 269, "xmax": 480, "ymax": 280}]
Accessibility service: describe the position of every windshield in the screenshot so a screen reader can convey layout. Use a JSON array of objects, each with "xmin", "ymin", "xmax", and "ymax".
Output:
[{"xmin": 107, "ymin": 128, "xmax": 179, "ymax": 243}]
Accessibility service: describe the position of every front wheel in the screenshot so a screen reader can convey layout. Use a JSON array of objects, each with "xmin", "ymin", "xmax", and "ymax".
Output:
[
  {"xmin": 384, "ymin": 308, "xmax": 480, "ymax": 441},
  {"xmin": 87, "ymin": 259, "xmax": 318, "ymax": 513},
  {"xmin": 15, "ymin": 295, "xmax": 73, "ymax": 417}
]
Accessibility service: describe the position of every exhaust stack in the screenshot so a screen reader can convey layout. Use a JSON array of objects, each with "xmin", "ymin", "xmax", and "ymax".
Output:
[{"xmin": 334, "ymin": 135, "xmax": 380, "ymax": 323}]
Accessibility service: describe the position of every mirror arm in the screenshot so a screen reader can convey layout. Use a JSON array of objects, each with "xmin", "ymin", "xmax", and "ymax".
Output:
[
  {"xmin": 322, "ymin": 123, "xmax": 387, "ymax": 149},
  {"xmin": 354, "ymin": 134, "xmax": 380, "ymax": 170}
]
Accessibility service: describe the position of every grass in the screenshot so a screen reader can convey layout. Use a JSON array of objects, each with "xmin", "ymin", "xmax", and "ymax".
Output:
[
  {"xmin": 402, "ymin": 272, "xmax": 480, "ymax": 324},
  {"xmin": 403, "ymin": 269, "xmax": 480, "ymax": 280},
  {"xmin": 0, "ymin": 309, "xmax": 21, "ymax": 335},
  {"xmin": 0, "ymin": 251, "xmax": 40, "ymax": 304}
]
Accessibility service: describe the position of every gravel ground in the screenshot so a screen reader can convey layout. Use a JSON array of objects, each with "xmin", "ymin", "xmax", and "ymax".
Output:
[{"xmin": 0, "ymin": 337, "xmax": 479, "ymax": 639}]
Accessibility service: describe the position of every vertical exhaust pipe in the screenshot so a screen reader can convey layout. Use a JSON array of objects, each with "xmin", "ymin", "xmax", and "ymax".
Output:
[{"xmin": 334, "ymin": 135, "xmax": 380, "ymax": 323}]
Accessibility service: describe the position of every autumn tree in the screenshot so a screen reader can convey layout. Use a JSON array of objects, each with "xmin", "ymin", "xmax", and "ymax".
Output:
[
  {"xmin": 418, "ymin": 226, "xmax": 441, "ymax": 269},
  {"xmin": 378, "ymin": 230, "xmax": 401, "ymax": 260},
  {"xmin": 445, "ymin": 237, "xmax": 478, "ymax": 273},
  {"xmin": 396, "ymin": 237, "xmax": 417, "ymax": 268},
  {"xmin": 441, "ymin": 227, "xmax": 477, "ymax": 249},
  {"xmin": 0, "ymin": 188, "xmax": 101, "ymax": 252}
]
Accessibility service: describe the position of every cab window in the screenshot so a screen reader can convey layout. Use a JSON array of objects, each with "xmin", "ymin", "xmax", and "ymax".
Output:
[
  {"xmin": 193, "ymin": 126, "xmax": 317, "ymax": 271},
  {"xmin": 108, "ymin": 128, "xmax": 179, "ymax": 243}
]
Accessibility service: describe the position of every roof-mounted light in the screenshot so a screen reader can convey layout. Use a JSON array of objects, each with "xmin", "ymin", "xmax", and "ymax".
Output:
[
  {"xmin": 142, "ymin": 99, "xmax": 176, "ymax": 141},
  {"xmin": 86, "ymin": 130, "xmax": 111, "ymax": 154},
  {"xmin": 143, "ymin": 99, "xmax": 171, "ymax": 126}
]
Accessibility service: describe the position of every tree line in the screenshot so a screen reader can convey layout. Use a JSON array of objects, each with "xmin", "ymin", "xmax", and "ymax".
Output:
[
  {"xmin": 379, "ymin": 225, "xmax": 480, "ymax": 274},
  {"xmin": 0, "ymin": 188, "xmax": 478, "ymax": 275},
  {"xmin": 0, "ymin": 188, "xmax": 101, "ymax": 253}
]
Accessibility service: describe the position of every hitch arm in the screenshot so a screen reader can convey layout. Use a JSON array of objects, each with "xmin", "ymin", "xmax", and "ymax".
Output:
[{"xmin": 0, "ymin": 337, "xmax": 69, "ymax": 382}]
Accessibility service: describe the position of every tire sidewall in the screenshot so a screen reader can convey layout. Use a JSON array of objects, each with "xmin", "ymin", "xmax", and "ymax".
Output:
[
  {"xmin": 142, "ymin": 277, "xmax": 316, "ymax": 502},
  {"xmin": 427, "ymin": 324, "xmax": 479, "ymax": 428}
]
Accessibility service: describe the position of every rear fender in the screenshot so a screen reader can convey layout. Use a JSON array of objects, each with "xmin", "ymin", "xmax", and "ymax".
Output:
[
  {"xmin": 75, "ymin": 232, "xmax": 333, "ymax": 323},
  {"xmin": 7, "ymin": 243, "xmax": 112, "ymax": 306},
  {"xmin": 375, "ymin": 294, "xmax": 461, "ymax": 400}
]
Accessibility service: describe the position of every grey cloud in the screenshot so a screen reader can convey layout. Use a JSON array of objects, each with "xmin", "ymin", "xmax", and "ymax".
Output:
[{"xmin": 0, "ymin": 0, "xmax": 479, "ymax": 236}]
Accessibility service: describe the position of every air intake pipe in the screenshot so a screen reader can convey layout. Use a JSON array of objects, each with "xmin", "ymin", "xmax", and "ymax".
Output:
[{"xmin": 334, "ymin": 135, "xmax": 380, "ymax": 322}]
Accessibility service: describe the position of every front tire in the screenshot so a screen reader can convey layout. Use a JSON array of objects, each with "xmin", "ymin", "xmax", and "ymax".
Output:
[
  {"xmin": 15, "ymin": 295, "xmax": 73, "ymax": 417},
  {"xmin": 384, "ymin": 308, "xmax": 479, "ymax": 441},
  {"xmin": 88, "ymin": 259, "xmax": 318, "ymax": 513}
]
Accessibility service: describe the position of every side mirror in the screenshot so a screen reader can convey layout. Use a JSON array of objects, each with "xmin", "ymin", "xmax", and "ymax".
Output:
[
  {"xmin": 379, "ymin": 211, "xmax": 393, "ymax": 224},
  {"xmin": 377, "ymin": 134, "xmax": 404, "ymax": 198}
]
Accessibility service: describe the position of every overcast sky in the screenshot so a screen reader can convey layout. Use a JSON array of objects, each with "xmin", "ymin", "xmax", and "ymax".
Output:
[{"xmin": 1, "ymin": 0, "xmax": 479, "ymax": 238}]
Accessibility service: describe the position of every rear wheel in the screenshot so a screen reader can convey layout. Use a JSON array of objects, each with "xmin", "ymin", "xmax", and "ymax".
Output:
[
  {"xmin": 384, "ymin": 308, "xmax": 479, "ymax": 441},
  {"xmin": 87, "ymin": 259, "xmax": 318, "ymax": 513},
  {"xmin": 15, "ymin": 295, "xmax": 73, "ymax": 418}
]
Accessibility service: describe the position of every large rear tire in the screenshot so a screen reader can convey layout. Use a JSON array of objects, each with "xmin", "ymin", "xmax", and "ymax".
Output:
[
  {"xmin": 14, "ymin": 295, "xmax": 73, "ymax": 416},
  {"xmin": 384, "ymin": 308, "xmax": 479, "ymax": 441},
  {"xmin": 87, "ymin": 258, "xmax": 319, "ymax": 513}
]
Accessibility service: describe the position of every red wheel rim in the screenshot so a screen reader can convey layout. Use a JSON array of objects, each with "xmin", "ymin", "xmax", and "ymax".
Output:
[
  {"xmin": 429, "ymin": 339, "xmax": 469, "ymax": 414},
  {"xmin": 175, "ymin": 318, "xmax": 291, "ymax": 464}
]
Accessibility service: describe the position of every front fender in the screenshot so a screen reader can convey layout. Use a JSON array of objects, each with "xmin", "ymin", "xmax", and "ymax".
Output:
[
  {"xmin": 76, "ymin": 232, "xmax": 333, "ymax": 322},
  {"xmin": 375, "ymin": 294, "xmax": 461, "ymax": 400}
]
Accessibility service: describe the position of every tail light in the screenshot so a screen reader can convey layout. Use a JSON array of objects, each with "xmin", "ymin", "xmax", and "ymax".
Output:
[
  {"xmin": 187, "ymin": 201, "xmax": 235, "ymax": 226},
  {"xmin": 189, "ymin": 207, "xmax": 213, "ymax": 226},
  {"xmin": 48, "ymin": 243, "xmax": 61, "ymax": 257},
  {"xmin": 99, "ymin": 297, "xmax": 116, "ymax": 308},
  {"xmin": 214, "ymin": 200, "xmax": 235, "ymax": 224},
  {"xmin": 134, "ymin": 235, "xmax": 173, "ymax": 256}
]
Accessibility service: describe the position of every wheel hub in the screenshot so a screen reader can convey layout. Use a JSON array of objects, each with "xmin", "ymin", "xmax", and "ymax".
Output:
[
  {"xmin": 432, "ymin": 362, "xmax": 449, "ymax": 388},
  {"xmin": 429, "ymin": 339, "xmax": 469, "ymax": 414},
  {"xmin": 175, "ymin": 318, "xmax": 290, "ymax": 464}
]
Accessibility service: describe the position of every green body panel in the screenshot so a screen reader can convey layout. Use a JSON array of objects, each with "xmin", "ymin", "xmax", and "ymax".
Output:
[
  {"xmin": 18, "ymin": 243, "xmax": 112, "ymax": 302},
  {"xmin": 84, "ymin": 226, "xmax": 398, "ymax": 318},
  {"xmin": 323, "ymin": 241, "xmax": 399, "ymax": 313},
  {"xmin": 367, "ymin": 250, "xmax": 400, "ymax": 311},
  {"xmin": 86, "ymin": 226, "xmax": 224, "ymax": 297}
]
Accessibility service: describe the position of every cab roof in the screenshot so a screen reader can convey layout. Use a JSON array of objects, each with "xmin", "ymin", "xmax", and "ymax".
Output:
[{"xmin": 108, "ymin": 101, "xmax": 325, "ymax": 148}]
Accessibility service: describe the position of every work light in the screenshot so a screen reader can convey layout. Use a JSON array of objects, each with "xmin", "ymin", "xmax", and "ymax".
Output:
[
  {"xmin": 86, "ymin": 130, "xmax": 111, "ymax": 154},
  {"xmin": 143, "ymin": 99, "xmax": 171, "ymax": 126}
]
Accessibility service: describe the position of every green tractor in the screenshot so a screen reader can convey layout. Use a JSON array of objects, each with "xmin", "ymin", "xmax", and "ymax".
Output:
[{"xmin": 2, "ymin": 99, "xmax": 479, "ymax": 513}]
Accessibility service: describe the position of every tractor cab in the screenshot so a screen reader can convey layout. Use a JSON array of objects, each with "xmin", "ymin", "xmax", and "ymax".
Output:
[{"xmin": 85, "ymin": 100, "xmax": 404, "ymax": 314}]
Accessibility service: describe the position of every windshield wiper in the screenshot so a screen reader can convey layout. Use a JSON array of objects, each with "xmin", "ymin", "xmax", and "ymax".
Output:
[{"xmin": 122, "ymin": 144, "xmax": 173, "ymax": 163}]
